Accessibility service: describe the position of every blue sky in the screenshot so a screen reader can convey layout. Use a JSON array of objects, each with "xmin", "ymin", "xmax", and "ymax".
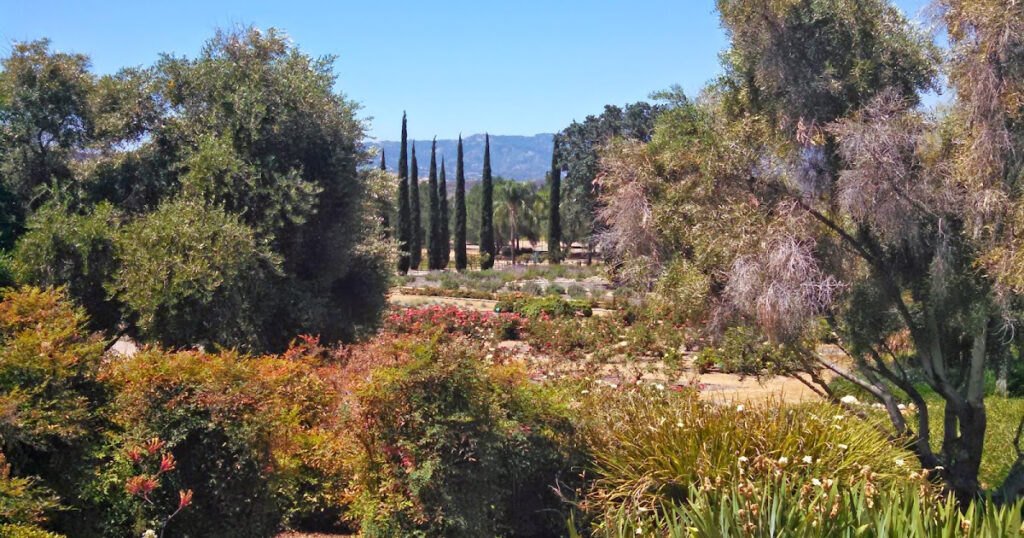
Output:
[{"xmin": 2, "ymin": 1, "xmax": 935, "ymax": 141}]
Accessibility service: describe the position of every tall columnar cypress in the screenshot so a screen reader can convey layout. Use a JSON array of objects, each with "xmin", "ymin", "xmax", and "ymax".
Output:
[
  {"xmin": 409, "ymin": 143, "xmax": 421, "ymax": 270},
  {"xmin": 480, "ymin": 133, "xmax": 495, "ymax": 269},
  {"xmin": 454, "ymin": 135, "xmax": 467, "ymax": 271},
  {"xmin": 427, "ymin": 138, "xmax": 441, "ymax": 269},
  {"xmin": 439, "ymin": 156, "xmax": 450, "ymax": 268},
  {"xmin": 379, "ymin": 150, "xmax": 390, "ymax": 239},
  {"xmin": 547, "ymin": 136, "xmax": 562, "ymax": 264},
  {"xmin": 396, "ymin": 114, "xmax": 410, "ymax": 273}
]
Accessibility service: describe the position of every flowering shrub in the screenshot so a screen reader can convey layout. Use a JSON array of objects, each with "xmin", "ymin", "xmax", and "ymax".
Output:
[
  {"xmin": 99, "ymin": 339, "xmax": 354, "ymax": 537},
  {"xmin": 383, "ymin": 305, "xmax": 526, "ymax": 340},
  {"xmin": 348, "ymin": 338, "xmax": 584, "ymax": 537},
  {"xmin": 121, "ymin": 438, "xmax": 193, "ymax": 536}
]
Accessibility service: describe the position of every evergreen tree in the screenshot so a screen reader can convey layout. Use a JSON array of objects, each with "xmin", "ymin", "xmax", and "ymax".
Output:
[
  {"xmin": 439, "ymin": 156, "xmax": 450, "ymax": 268},
  {"xmin": 454, "ymin": 135, "xmax": 468, "ymax": 271},
  {"xmin": 480, "ymin": 133, "xmax": 495, "ymax": 269},
  {"xmin": 427, "ymin": 138, "xmax": 440, "ymax": 269},
  {"xmin": 380, "ymin": 150, "xmax": 390, "ymax": 239},
  {"xmin": 409, "ymin": 143, "xmax": 421, "ymax": 270},
  {"xmin": 396, "ymin": 114, "xmax": 411, "ymax": 273},
  {"xmin": 547, "ymin": 136, "xmax": 561, "ymax": 264}
]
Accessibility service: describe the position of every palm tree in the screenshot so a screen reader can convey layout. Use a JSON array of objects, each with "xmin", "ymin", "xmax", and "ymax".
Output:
[{"xmin": 495, "ymin": 181, "xmax": 536, "ymax": 265}]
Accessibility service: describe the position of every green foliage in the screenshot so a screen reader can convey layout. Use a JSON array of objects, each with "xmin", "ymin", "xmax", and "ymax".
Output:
[
  {"xmin": 591, "ymin": 479, "xmax": 1024, "ymax": 538},
  {"xmin": 546, "ymin": 283, "xmax": 566, "ymax": 296},
  {"xmin": 579, "ymin": 390, "xmax": 917, "ymax": 534},
  {"xmin": 496, "ymin": 294, "xmax": 593, "ymax": 318},
  {"xmin": 696, "ymin": 325, "xmax": 806, "ymax": 376},
  {"xmin": 438, "ymin": 157, "xmax": 449, "ymax": 269},
  {"xmin": 0, "ymin": 39, "xmax": 93, "ymax": 237},
  {"xmin": 426, "ymin": 139, "xmax": 441, "ymax": 270},
  {"xmin": 409, "ymin": 144, "xmax": 421, "ymax": 270},
  {"xmin": 557, "ymin": 102, "xmax": 663, "ymax": 250},
  {"xmin": 454, "ymin": 135, "xmax": 468, "ymax": 271},
  {"xmin": 716, "ymin": 0, "xmax": 940, "ymax": 127},
  {"xmin": 548, "ymin": 138, "xmax": 562, "ymax": 264},
  {"xmin": 397, "ymin": 114, "xmax": 411, "ymax": 274},
  {"xmin": 11, "ymin": 201, "xmax": 121, "ymax": 330},
  {"xmin": 349, "ymin": 340, "xmax": 583, "ymax": 537},
  {"xmin": 480, "ymin": 134, "xmax": 495, "ymax": 269},
  {"xmin": 0, "ymin": 524, "xmax": 66, "ymax": 538},
  {"xmin": 0, "ymin": 453, "xmax": 61, "ymax": 530},
  {"xmin": 111, "ymin": 199, "xmax": 281, "ymax": 350}
]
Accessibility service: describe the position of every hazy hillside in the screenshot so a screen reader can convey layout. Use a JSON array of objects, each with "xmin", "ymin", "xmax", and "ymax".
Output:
[{"xmin": 372, "ymin": 133, "xmax": 554, "ymax": 181}]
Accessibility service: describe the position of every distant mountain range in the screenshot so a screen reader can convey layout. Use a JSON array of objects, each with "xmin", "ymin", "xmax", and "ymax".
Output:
[{"xmin": 370, "ymin": 133, "xmax": 554, "ymax": 182}]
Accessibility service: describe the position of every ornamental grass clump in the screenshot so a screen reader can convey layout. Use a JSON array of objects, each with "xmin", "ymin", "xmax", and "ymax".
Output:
[{"xmin": 579, "ymin": 389, "xmax": 917, "ymax": 533}]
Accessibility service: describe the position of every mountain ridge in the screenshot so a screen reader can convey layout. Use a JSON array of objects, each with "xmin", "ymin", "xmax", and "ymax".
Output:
[{"xmin": 370, "ymin": 133, "xmax": 554, "ymax": 181}]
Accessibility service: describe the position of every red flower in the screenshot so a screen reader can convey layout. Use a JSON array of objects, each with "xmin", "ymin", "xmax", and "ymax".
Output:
[
  {"xmin": 159, "ymin": 453, "xmax": 177, "ymax": 473},
  {"xmin": 126, "ymin": 447, "xmax": 142, "ymax": 464},
  {"xmin": 178, "ymin": 489, "xmax": 194, "ymax": 509},
  {"xmin": 125, "ymin": 475, "xmax": 158, "ymax": 497},
  {"xmin": 145, "ymin": 438, "xmax": 166, "ymax": 456}
]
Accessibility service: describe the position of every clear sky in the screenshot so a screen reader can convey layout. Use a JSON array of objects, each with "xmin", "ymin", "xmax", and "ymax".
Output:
[{"xmin": 2, "ymin": 0, "xmax": 934, "ymax": 141}]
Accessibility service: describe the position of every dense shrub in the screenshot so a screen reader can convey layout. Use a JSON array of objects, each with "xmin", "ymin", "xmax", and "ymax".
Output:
[
  {"xmin": 11, "ymin": 202, "xmax": 122, "ymax": 331},
  {"xmin": 0, "ymin": 453, "xmax": 61, "ymax": 530},
  {"xmin": 0, "ymin": 286, "xmax": 108, "ymax": 533},
  {"xmin": 0, "ymin": 524, "xmax": 66, "ymax": 538},
  {"xmin": 97, "ymin": 339, "xmax": 353, "ymax": 537},
  {"xmin": 496, "ymin": 294, "xmax": 593, "ymax": 318},
  {"xmin": 112, "ymin": 199, "xmax": 281, "ymax": 351},
  {"xmin": 349, "ymin": 339, "xmax": 584, "ymax": 537},
  {"xmin": 695, "ymin": 325, "xmax": 804, "ymax": 376}
]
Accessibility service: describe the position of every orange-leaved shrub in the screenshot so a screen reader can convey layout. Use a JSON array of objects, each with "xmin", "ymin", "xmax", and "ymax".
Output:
[
  {"xmin": 97, "ymin": 335, "xmax": 356, "ymax": 537},
  {"xmin": 0, "ymin": 287, "xmax": 107, "ymax": 533}
]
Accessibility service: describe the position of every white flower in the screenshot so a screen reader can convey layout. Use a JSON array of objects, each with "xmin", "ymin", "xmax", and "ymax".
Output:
[
  {"xmin": 655, "ymin": 383, "xmax": 665, "ymax": 391},
  {"xmin": 778, "ymin": 456, "xmax": 789, "ymax": 465},
  {"xmin": 676, "ymin": 422, "xmax": 685, "ymax": 428},
  {"xmin": 894, "ymin": 458, "xmax": 906, "ymax": 467},
  {"xmin": 635, "ymin": 527, "xmax": 643, "ymax": 535},
  {"xmin": 618, "ymin": 341, "xmax": 629, "ymax": 348},
  {"xmin": 143, "ymin": 531, "xmax": 158, "ymax": 538},
  {"xmin": 485, "ymin": 353, "xmax": 494, "ymax": 360},
  {"xmin": 802, "ymin": 455, "xmax": 814, "ymax": 464},
  {"xmin": 833, "ymin": 414, "xmax": 846, "ymax": 421},
  {"xmin": 736, "ymin": 404, "xmax": 745, "ymax": 412},
  {"xmin": 840, "ymin": 395, "xmax": 860, "ymax": 405},
  {"xmin": 581, "ymin": 389, "xmax": 590, "ymax": 394},
  {"xmin": 738, "ymin": 456, "xmax": 749, "ymax": 464},
  {"xmin": 812, "ymin": 478, "xmax": 822, "ymax": 487},
  {"xmin": 838, "ymin": 444, "xmax": 848, "ymax": 450},
  {"xmin": 897, "ymin": 404, "xmax": 907, "ymax": 410}
]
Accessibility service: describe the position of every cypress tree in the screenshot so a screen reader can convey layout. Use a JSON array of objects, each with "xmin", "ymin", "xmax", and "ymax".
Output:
[
  {"xmin": 480, "ymin": 133, "xmax": 495, "ymax": 269},
  {"xmin": 396, "ymin": 114, "xmax": 410, "ymax": 273},
  {"xmin": 409, "ymin": 143, "xmax": 421, "ymax": 270},
  {"xmin": 380, "ymin": 150, "xmax": 390, "ymax": 239},
  {"xmin": 454, "ymin": 135, "xmax": 467, "ymax": 271},
  {"xmin": 427, "ymin": 138, "xmax": 440, "ymax": 269},
  {"xmin": 439, "ymin": 156, "xmax": 450, "ymax": 268},
  {"xmin": 547, "ymin": 136, "xmax": 561, "ymax": 264}
]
